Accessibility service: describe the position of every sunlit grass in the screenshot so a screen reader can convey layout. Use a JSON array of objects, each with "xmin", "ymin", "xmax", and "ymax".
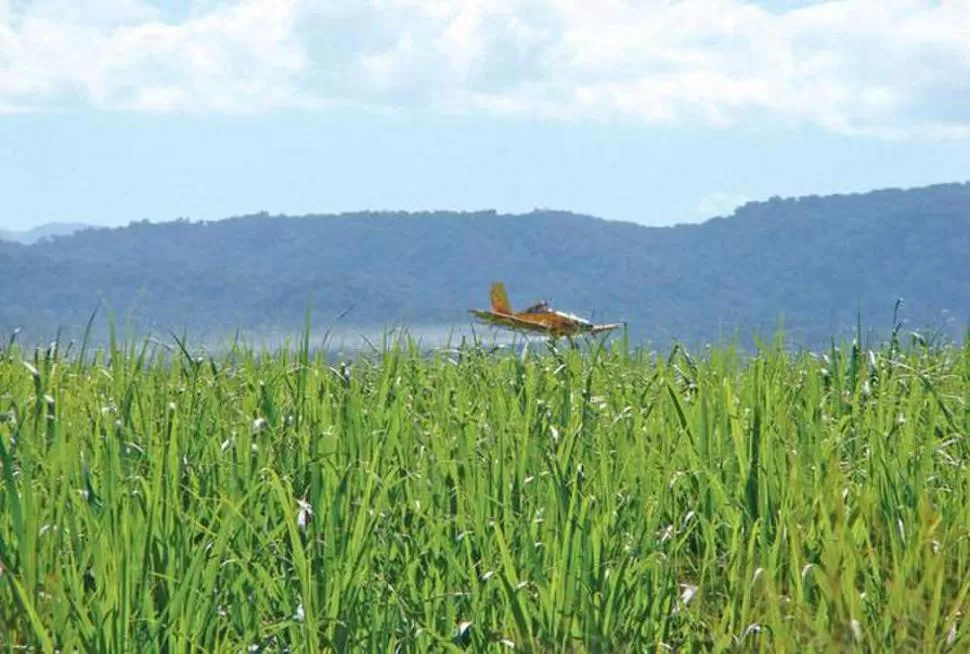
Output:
[{"xmin": 0, "ymin": 326, "xmax": 968, "ymax": 651}]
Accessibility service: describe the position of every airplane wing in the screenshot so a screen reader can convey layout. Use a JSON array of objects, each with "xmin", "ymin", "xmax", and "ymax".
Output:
[{"xmin": 468, "ymin": 310, "xmax": 558, "ymax": 335}]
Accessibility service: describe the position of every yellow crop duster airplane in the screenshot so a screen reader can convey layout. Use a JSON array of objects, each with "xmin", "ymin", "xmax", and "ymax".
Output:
[{"xmin": 469, "ymin": 282, "xmax": 623, "ymax": 339}]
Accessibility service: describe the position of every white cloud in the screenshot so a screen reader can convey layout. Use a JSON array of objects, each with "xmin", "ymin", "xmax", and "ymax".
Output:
[
  {"xmin": 1, "ymin": 0, "xmax": 968, "ymax": 137},
  {"xmin": 696, "ymin": 192, "xmax": 751, "ymax": 219},
  {"xmin": 0, "ymin": 0, "xmax": 314, "ymax": 112}
]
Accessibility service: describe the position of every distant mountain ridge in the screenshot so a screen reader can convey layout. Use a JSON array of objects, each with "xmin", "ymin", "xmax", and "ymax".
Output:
[
  {"xmin": 0, "ymin": 222, "xmax": 93, "ymax": 244},
  {"xmin": 1, "ymin": 183, "xmax": 967, "ymax": 348}
]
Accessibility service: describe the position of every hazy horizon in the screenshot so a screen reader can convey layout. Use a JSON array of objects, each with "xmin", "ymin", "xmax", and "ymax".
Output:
[{"xmin": 5, "ymin": 177, "xmax": 970, "ymax": 235}]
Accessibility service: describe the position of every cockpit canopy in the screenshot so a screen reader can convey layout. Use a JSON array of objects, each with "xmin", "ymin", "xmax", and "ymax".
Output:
[{"xmin": 521, "ymin": 301, "xmax": 552, "ymax": 314}]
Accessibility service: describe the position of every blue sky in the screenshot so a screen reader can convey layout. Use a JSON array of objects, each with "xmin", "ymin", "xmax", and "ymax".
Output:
[{"xmin": 1, "ymin": 0, "xmax": 968, "ymax": 231}]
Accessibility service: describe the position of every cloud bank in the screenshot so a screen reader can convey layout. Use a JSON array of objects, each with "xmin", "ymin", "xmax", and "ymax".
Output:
[{"xmin": 1, "ymin": 0, "xmax": 968, "ymax": 137}]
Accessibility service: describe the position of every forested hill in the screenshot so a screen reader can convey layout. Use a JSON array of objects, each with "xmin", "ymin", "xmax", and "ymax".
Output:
[{"xmin": 2, "ymin": 182, "xmax": 968, "ymax": 348}]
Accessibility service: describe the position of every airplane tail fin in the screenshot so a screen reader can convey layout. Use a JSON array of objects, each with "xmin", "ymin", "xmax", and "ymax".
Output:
[{"xmin": 490, "ymin": 282, "xmax": 512, "ymax": 314}]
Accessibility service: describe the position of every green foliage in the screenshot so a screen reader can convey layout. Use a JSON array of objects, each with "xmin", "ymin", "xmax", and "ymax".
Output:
[
  {"xmin": 1, "ymin": 182, "xmax": 968, "ymax": 347},
  {"xmin": 0, "ymin": 329, "xmax": 968, "ymax": 651}
]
